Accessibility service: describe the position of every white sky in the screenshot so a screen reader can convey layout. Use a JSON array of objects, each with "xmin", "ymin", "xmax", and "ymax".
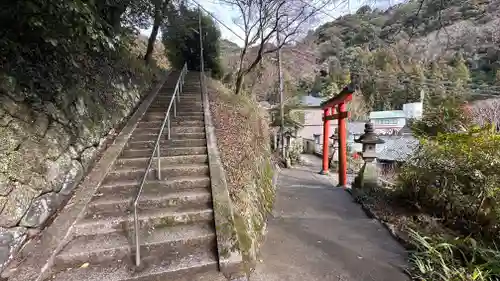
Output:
[{"xmin": 140, "ymin": 0, "xmax": 402, "ymax": 46}]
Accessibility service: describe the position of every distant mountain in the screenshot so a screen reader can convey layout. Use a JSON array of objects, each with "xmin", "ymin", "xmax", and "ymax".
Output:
[
  {"xmin": 221, "ymin": 0, "xmax": 500, "ymax": 116},
  {"xmin": 220, "ymin": 39, "xmax": 240, "ymax": 53}
]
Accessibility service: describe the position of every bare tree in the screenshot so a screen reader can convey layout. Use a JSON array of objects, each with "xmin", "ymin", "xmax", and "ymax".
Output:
[
  {"xmin": 468, "ymin": 98, "xmax": 500, "ymax": 128},
  {"xmin": 220, "ymin": 0, "xmax": 334, "ymax": 95}
]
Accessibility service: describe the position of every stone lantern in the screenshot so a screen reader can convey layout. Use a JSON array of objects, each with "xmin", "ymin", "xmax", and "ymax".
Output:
[
  {"xmin": 353, "ymin": 122, "xmax": 385, "ymax": 189},
  {"xmin": 283, "ymin": 130, "xmax": 296, "ymax": 168},
  {"xmin": 283, "ymin": 131, "xmax": 293, "ymax": 149},
  {"xmin": 329, "ymin": 128, "xmax": 338, "ymax": 168}
]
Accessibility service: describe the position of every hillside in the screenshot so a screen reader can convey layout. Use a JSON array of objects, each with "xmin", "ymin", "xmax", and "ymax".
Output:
[
  {"xmin": 220, "ymin": 39, "xmax": 241, "ymax": 54},
  {"xmin": 134, "ymin": 34, "xmax": 170, "ymax": 69},
  {"xmin": 221, "ymin": 42, "xmax": 318, "ymax": 103},
  {"xmin": 221, "ymin": 0, "xmax": 500, "ymax": 117}
]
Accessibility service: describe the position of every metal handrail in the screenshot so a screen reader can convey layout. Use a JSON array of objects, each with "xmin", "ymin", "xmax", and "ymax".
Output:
[{"xmin": 133, "ymin": 63, "xmax": 188, "ymax": 267}]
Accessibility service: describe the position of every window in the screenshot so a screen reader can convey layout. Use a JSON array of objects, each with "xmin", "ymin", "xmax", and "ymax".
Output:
[{"xmin": 313, "ymin": 134, "xmax": 320, "ymax": 144}]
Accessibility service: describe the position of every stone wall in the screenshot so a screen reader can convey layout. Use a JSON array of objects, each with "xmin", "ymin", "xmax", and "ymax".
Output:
[{"xmin": 0, "ymin": 75, "xmax": 152, "ymax": 271}]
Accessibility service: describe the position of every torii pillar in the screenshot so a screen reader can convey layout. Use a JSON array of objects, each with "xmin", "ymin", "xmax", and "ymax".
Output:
[{"xmin": 318, "ymin": 86, "xmax": 354, "ymax": 188}]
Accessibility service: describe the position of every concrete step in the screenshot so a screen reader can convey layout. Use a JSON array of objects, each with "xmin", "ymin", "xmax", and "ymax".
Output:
[
  {"xmin": 155, "ymin": 97, "xmax": 201, "ymax": 102},
  {"xmin": 172, "ymin": 115, "xmax": 204, "ymax": 121},
  {"xmin": 158, "ymin": 93, "xmax": 201, "ymax": 97},
  {"xmin": 75, "ymin": 208, "xmax": 214, "ymax": 236},
  {"xmin": 148, "ymin": 101, "xmax": 203, "ymax": 106},
  {"xmin": 120, "ymin": 146, "xmax": 207, "ymax": 158},
  {"xmin": 98, "ymin": 176, "xmax": 211, "ymax": 199},
  {"xmin": 115, "ymin": 155, "xmax": 208, "ymax": 169},
  {"xmin": 140, "ymin": 113, "xmax": 204, "ymax": 122},
  {"xmin": 147, "ymin": 107, "xmax": 204, "ymax": 113},
  {"xmin": 153, "ymin": 101, "xmax": 202, "ymax": 107},
  {"xmin": 130, "ymin": 132, "xmax": 205, "ymax": 142},
  {"xmin": 86, "ymin": 188, "xmax": 212, "ymax": 218},
  {"xmin": 49, "ymin": 250, "xmax": 218, "ymax": 281},
  {"xmin": 153, "ymin": 96, "xmax": 200, "ymax": 101},
  {"xmin": 136, "ymin": 120, "xmax": 204, "ymax": 128},
  {"xmin": 55, "ymin": 223, "xmax": 216, "ymax": 271},
  {"xmin": 133, "ymin": 126, "xmax": 205, "ymax": 135},
  {"xmin": 125, "ymin": 139, "xmax": 206, "ymax": 150},
  {"xmin": 175, "ymin": 112, "xmax": 204, "ymax": 117},
  {"xmin": 153, "ymin": 96, "xmax": 201, "ymax": 101},
  {"xmin": 145, "ymin": 109, "xmax": 204, "ymax": 115},
  {"xmin": 103, "ymin": 164, "xmax": 209, "ymax": 184}
]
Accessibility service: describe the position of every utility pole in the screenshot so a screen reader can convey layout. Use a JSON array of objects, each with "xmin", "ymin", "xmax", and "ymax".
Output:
[{"xmin": 277, "ymin": 23, "xmax": 285, "ymax": 159}]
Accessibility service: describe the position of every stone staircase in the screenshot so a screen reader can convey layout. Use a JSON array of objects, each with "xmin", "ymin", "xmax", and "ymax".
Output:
[{"xmin": 45, "ymin": 71, "xmax": 223, "ymax": 281}]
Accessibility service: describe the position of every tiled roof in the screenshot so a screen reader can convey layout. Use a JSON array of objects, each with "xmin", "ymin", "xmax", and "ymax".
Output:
[{"xmin": 377, "ymin": 136, "xmax": 419, "ymax": 162}]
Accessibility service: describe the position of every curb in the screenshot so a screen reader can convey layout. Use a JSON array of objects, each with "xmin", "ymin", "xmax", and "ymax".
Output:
[{"xmin": 200, "ymin": 74, "xmax": 244, "ymax": 280}]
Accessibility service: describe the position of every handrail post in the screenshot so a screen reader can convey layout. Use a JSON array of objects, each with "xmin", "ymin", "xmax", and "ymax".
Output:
[
  {"xmin": 167, "ymin": 115, "xmax": 171, "ymax": 140},
  {"xmin": 173, "ymin": 97, "xmax": 177, "ymax": 117},
  {"xmin": 178, "ymin": 84, "xmax": 181, "ymax": 103},
  {"xmin": 180, "ymin": 74, "xmax": 183, "ymax": 94},
  {"xmin": 134, "ymin": 208, "xmax": 140, "ymax": 266},
  {"xmin": 156, "ymin": 142, "xmax": 161, "ymax": 180}
]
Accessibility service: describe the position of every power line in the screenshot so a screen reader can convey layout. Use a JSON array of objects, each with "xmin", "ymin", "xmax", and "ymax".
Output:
[{"xmin": 187, "ymin": 0, "xmax": 245, "ymax": 42}]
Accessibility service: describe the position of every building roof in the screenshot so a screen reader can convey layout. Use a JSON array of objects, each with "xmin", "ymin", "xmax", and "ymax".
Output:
[
  {"xmin": 301, "ymin": 95, "xmax": 324, "ymax": 107},
  {"xmin": 369, "ymin": 110, "xmax": 406, "ymax": 119},
  {"xmin": 398, "ymin": 124, "xmax": 413, "ymax": 136},
  {"xmin": 377, "ymin": 136, "xmax": 419, "ymax": 162}
]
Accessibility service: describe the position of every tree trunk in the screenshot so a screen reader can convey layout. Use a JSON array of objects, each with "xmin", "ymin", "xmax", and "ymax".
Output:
[
  {"xmin": 235, "ymin": 72, "xmax": 245, "ymax": 95},
  {"xmin": 144, "ymin": 7, "xmax": 163, "ymax": 65},
  {"xmin": 233, "ymin": 45, "xmax": 264, "ymax": 95}
]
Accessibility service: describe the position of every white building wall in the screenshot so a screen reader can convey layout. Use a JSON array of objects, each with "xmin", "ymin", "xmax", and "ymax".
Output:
[
  {"xmin": 298, "ymin": 109, "xmax": 337, "ymax": 144},
  {"xmin": 403, "ymin": 102, "xmax": 423, "ymax": 119}
]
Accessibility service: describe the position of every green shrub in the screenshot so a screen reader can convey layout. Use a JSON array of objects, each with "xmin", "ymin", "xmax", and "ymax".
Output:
[
  {"xmin": 397, "ymin": 125, "xmax": 500, "ymax": 239},
  {"xmin": 0, "ymin": 0, "xmax": 161, "ymax": 105}
]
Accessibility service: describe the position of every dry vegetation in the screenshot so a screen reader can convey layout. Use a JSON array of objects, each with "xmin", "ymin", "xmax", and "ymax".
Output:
[
  {"xmin": 207, "ymin": 78, "xmax": 275, "ymax": 266},
  {"xmin": 222, "ymin": 43, "xmax": 318, "ymax": 102},
  {"xmin": 133, "ymin": 35, "xmax": 170, "ymax": 70}
]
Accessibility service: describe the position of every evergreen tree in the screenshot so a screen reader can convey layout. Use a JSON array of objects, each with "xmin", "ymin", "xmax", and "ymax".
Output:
[
  {"xmin": 162, "ymin": 3, "xmax": 223, "ymax": 78},
  {"xmin": 450, "ymin": 53, "xmax": 470, "ymax": 83}
]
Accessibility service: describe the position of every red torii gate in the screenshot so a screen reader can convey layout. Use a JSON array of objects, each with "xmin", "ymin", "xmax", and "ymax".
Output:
[{"xmin": 319, "ymin": 86, "xmax": 354, "ymax": 187}]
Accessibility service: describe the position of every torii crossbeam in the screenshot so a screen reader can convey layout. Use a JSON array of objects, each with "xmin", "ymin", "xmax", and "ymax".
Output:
[{"xmin": 319, "ymin": 86, "xmax": 354, "ymax": 187}]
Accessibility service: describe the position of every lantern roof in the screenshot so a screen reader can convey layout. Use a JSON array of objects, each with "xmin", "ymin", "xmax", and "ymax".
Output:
[{"xmin": 355, "ymin": 122, "xmax": 385, "ymax": 144}]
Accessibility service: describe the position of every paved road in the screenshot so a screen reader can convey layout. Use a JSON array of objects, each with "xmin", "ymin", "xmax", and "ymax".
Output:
[{"xmin": 250, "ymin": 155, "xmax": 409, "ymax": 281}]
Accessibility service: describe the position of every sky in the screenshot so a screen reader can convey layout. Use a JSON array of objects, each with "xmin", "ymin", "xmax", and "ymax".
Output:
[{"xmin": 140, "ymin": 0, "xmax": 401, "ymax": 46}]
